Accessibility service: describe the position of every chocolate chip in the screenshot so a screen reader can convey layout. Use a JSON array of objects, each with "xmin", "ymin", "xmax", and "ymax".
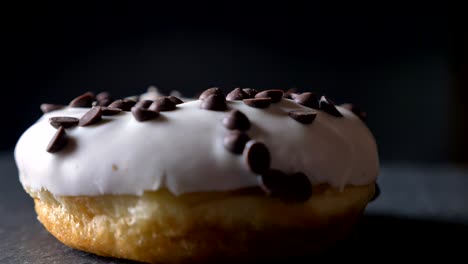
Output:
[
  {"xmin": 49, "ymin": 117, "xmax": 79, "ymax": 129},
  {"xmin": 258, "ymin": 169, "xmax": 289, "ymax": 195},
  {"xmin": 260, "ymin": 171, "xmax": 312, "ymax": 202},
  {"xmin": 100, "ymin": 107, "xmax": 122, "ymax": 116},
  {"xmin": 108, "ymin": 99, "xmax": 136, "ymax": 111},
  {"xmin": 255, "ymin": 89, "xmax": 284, "ymax": 103},
  {"xmin": 226, "ymin": 88, "xmax": 249, "ymax": 101},
  {"xmin": 244, "ymin": 141, "xmax": 271, "ymax": 174},
  {"xmin": 95, "ymin": 92, "xmax": 113, "ymax": 106},
  {"xmin": 200, "ymin": 94, "xmax": 227, "ymax": 111},
  {"xmin": 122, "ymin": 99, "xmax": 137, "ymax": 108},
  {"xmin": 319, "ymin": 96, "xmax": 343, "ymax": 117},
  {"xmin": 168, "ymin": 96, "xmax": 184, "ymax": 105},
  {"xmin": 108, "ymin": 100, "xmax": 125, "ymax": 110},
  {"xmin": 341, "ymin": 103, "xmax": 367, "ymax": 121},
  {"xmin": 243, "ymin": 98, "xmax": 272, "ymax": 108},
  {"xmin": 288, "ymin": 110, "xmax": 317, "ymax": 124},
  {"xmin": 294, "ymin": 92, "xmax": 319, "ymax": 109},
  {"xmin": 40, "ymin": 104, "xmax": 65, "ymax": 113},
  {"xmin": 96, "ymin": 98, "xmax": 112, "ymax": 107},
  {"xmin": 284, "ymin": 172, "xmax": 313, "ymax": 202},
  {"xmin": 199, "ymin": 87, "xmax": 224, "ymax": 100},
  {"xmin": 131, "ymin": 106, "xmax": 159, "ymax": 122},
  {"xmin": 149, "ymin": 97, "xmax": 176, "ymax": 112},
  {"xmin": 69, "ymin": 92, "xmax": 95, "ymax": 108},
  {"xmin": 78, "ymin": 107, "xmax": 102, "ymax": 126},
  {"xmin": 135, "ymin": 100, "xmax": 154, "ymax": 109},
  {"xmin": 96, "ymin": 91, "xmax": 112, "ymax": 101},
  {"xmin": 222, "ymin": 110, "xmax": 251, "ymax": 131},
  {"xmin": 242, "ymin": 88, "xmax": 258, "ymax": 98},
  {"xmin": 46, "ymin": 127, "xmax": 68, "ymax": 153},
  {"xmin": 223, "ymin": 131, "xmax": 250, "ymax": 154},
  {"xmin": 370, "ymin": 183, "xmax": 380, "ymax": 202}
]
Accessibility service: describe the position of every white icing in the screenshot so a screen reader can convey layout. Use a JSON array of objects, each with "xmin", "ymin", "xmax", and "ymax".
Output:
[{"xmin": 14, "ymin": 99, "xmax": 379, "ymax": 196}]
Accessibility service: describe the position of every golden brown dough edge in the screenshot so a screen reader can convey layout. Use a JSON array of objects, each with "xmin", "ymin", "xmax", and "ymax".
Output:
[{"xmin": 29, "ymin": 183, "xmax": 375, "ymax": 264}]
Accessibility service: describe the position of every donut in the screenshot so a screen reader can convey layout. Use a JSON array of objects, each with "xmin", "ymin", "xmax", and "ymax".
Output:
[{"xmin": 14, "ymin": 87, "xmax": 380, "ymax": 263}]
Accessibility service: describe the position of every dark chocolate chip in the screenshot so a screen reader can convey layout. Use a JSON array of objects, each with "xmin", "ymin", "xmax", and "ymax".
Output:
[
  {"xmin": 69, "ymin": 92, "xmax": 95, "ymax": 108},
  {"xmin": 78, "ymin": 107, "xmax": 102, "ymax": 126},
  {"xmin": 108, "ymin": 99, "xmax": 136, "ymax": 111},
  {"xmin": 294, "ymin": 92, "xmax": 319, "ymax": 109},
  {"xmin": 255, "ymin": 89, "xmax": 284, "ymax": 103},
  {"xmin": 288, "ymin": 110, "xmax": 317, "ymax": 124},
  {"xmin": 46, "ymin": 127, "xmax": 68, "ymax": 153},
  {"xmin": 123, "ymin": 99, "xmax": 137, "ymax": 108},
  {"xmin": 200, "ymin": 94, "xmax": 227, "ymax": 111},
  {"xmin": 244, "ymin": 141, "xmax": 271, "ymax": 174},
  {"xmin": 96, "ymin": 91, "xmax": 112, "ymax": 101},
  {"xmin": 370, "ymin": 183, "xmax": 380, "ymax": 202},
  {"xmin": 223, "ymin": 131, "xmax": 251, "ymax": 154},
  {"xmin": 222, "ymin": 110, "xmax": 251, "ymax": 131},
  {"xmin": 135, "ymin": 100, "xmax": 154, "ymax": 109},
  {"xmin": 258, "ymin": 169, "xmax": 290, "ymax": 195},
  {"xmin": 199, "ymin": 87, "xmax": 224, "ymax": 100},
  {"xmin": 226, "ymin": 88, "xmax": 249, "ymax": 101},
  {"xmin": 40, "ymin": 104, "xmax": 65, "ymax": 113},
  {"xmin": 268, "ymin": 172, "xmax": 312, "ymax": 202},
  {"xmin": 284, "ymin": 172, "xmax": 313, "ymax": 202},
  {"xmin": 149, "ymin": 97, "xmax": 176, "ymax": 112},
  {"xmin": 168, "ymin": 96, "xmax": 184, "ymax": 105},
  {"xmin": 100, "ymin": 107, "xmax": 122, "ymax": 116},
  {"xmin": 96, "ymin": 98, "xmax": 112, "ymax": 106},
  {"xmin": 108, "ymin": 100, "xmax": 125, "ymax": 110},
  {"xmin": 260, "ymin": 171, "xmax": 312, "ymax": 202},
  {"xmin": 242, "ymin": 88, "xmax": 259, "ymax": 98},
  {"xmin": 341, "ymin": 103, "xmax": 367, "ymax": 121},
  {"xmin": 49, "ymin": 117, "xmax": 79, "ymax": 129},
  {"xmin": 96, "ymin": 92, "xmax": 113, "ymax": 106},
  {"xmin": 131, "ymin": 106, "xmax": 159, "ymax": 122},
  {"xmin": 319, "ymin": 96, "xmax": 343, "ymax": 117},
  {"xmin": 243, "ymin": 98, "xmax": 272, "ymax": 108}
]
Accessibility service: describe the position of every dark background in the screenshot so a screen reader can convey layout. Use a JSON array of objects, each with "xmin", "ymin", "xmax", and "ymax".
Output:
[{"xmin": 1, "ymin": 1, "xmax": 464, "ymax": 163}]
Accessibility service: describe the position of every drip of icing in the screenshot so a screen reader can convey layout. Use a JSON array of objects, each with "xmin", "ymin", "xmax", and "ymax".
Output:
[{"xmin": 14, "ymin": 98, "xmax": 379, "ymax": 196}]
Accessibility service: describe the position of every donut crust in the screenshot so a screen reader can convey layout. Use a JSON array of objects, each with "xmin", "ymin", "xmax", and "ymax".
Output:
[{"xmin": 29, "ymin": 183, "xmax": 375, "ymax": 263}]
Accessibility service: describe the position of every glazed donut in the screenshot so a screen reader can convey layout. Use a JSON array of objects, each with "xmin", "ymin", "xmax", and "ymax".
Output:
[{"xmin": 15, "ymin": 87, "xmax": 379, "ymax": 263}]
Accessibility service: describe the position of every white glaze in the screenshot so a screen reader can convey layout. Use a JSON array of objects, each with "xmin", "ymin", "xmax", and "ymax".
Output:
[{"xmin": 15, "ymin": 98, "xmax": 379, "ymax": 196}]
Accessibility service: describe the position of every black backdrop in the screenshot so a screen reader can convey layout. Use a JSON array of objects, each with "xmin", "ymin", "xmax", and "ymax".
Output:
[{"xmin": 2, "ymin": 1, "xmax": 460, "ymax": 163}]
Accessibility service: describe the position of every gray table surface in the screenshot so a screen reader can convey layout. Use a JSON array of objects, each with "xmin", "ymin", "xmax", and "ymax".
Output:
[{"xmin": 1, "ymin": 152, "xmax": 468, "ymax": 263}]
